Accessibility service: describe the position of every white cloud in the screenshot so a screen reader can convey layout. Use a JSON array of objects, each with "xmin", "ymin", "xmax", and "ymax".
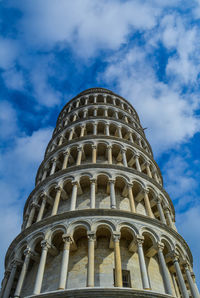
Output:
[
  {"xmin": 0, "ymin": 101, "xmax": 18, "ymax": 139},
  {"xmin": 2, "ymin": 67, "xmax": 25, "ymax": 91},
  {"xmin": 101, "ymin": 47, "xmax": 200, "ymax": 155},
  {"xmin": 0, "ymin": 38, "xmax": 18, "ymax": 69}
]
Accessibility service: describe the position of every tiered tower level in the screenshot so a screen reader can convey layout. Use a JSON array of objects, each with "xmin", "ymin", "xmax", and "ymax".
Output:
[{"xmin": 1, "ymin": 88, "xmax": 199, "ymax": 298}]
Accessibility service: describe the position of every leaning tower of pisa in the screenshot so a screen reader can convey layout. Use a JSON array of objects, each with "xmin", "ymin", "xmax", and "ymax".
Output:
[{"xmin": 1, "ymin": 88, "xmax": 199, "ymax": 298}]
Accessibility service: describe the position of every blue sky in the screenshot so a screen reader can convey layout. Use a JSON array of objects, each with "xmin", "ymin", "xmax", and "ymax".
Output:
[{"xmin": 0, "ymin": 0, "xmax": 200, "ymax": 288}]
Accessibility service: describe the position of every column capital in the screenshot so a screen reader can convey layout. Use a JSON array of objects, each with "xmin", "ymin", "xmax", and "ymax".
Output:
[
  {"xmin": 62, "ymin": 234, "xmax": 73, "ymax": 244},
  {"xmin": 90, "ymin": 178, "xmax": 96, "ymax": 184},
  {"xmin": 107, "ymin": 145, "xmax": 112, "ymax": 150},
  {"xmin": 155, "ymin": 196, "xmax": 162, "ymax": 204},
  {"xmin": 31, "ymin": 202, "xmax": 39, "ymax": 209},
  {"xmin": 55, "ymin": 185, "xmax": 62, "ymax": 192},
  {"xmin": 51, "ymin": 156, "xmax": 57, "ymax": 163},
  {"xmin": 164, "ymin": 206, "xmax": 171, "ymax": 213},
  {"xmin": 80, "ymin": 124, "xmax": 86, "ymax": 128},
  {"xmin": 63, "ymin": 150, "xmax": 70, "ymax": 156},
  {"xmin": 11, "ymin": 258, "xmax": 22, "ymax": 268},
  {"xmin": 157, "ymin": 242, "xmax": 164, "ymax": 251},
  {"xmin": 41, "ymin": 240, "xmax": 51, "ymax": 250},
  {"xmin": 168, "ymin": 250, "xmax": 180, "ymax": 263},
  {"xmin": 24, "ymin": 247, "xmax": 33, "ymax": 257},
  {"xmin": 113, "ymin": 233, "xmax": 121, "ymax": 242},
  {"xmin": 92, "ymin": 144, "xmax": 97, "ymax": 149},
  {"xmin": 39, "ymin": 192, "xmax": 46, "ymax": 199},
  {"xmin": 71, "ymin": 180, "xmax": 78, "ymax": 186},
  {"xmin": 127, "ymin": 183, "xmax": 133, "ymax": 188},
  {"xmin": 87, "ymin": 232, "xmax": 96, "ymax": 241},
  {"xmin": 121, "ymin": 148, "xmax": 127, "ymax": 153},
  {"xmin": 135, "ymin": 235, "xmax": 144, "ymax": 246},
  {"xmin": 109, "ymin": 179, "xmax": 115, "ymax": 184}
]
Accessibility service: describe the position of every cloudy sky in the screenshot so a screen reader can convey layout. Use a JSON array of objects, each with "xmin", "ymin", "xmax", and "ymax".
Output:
[{"xmin": 0, "ymin": 0, "xmax": 200, "ymax": 288}]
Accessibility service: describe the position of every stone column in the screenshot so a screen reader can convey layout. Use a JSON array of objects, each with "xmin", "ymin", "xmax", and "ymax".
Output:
[
  {"xmin": 107, "ymin": 145, "xmax": 112, "ymax": 164},
  {"xmin": 14, "ymin": 249, "xmax": 32, "ymax": 297},
  {"xmin": 104, "ymin": 109, "xmax": 108, "ymax": 117},
  {"xmin": 135, "ymin": 154, "xmax": 141, "ymax": 172},
  {"xmin": 94, "ymin": 95, "xmax": 97, "ymax": 104},
  {"xmin": 93, "ymin": 108, "xmax": 97, "ymax": 117},
  {"xmin": 146, "ymin": 162, "xmax": 152, "ymax": 178},
  {"xmin": 90, "ymin": 179, "xmax": 96, "ymax": 209},
  {"xmin": 157, "ymin": 243, "xmax": 173, "ymax": 295},
  {"xmin": 137, "ymin": 137, "xmax": 142, "ymax": 147},
  {"xmin": 93, "ymin": 123, "xmax": 97, "ymax": 135},
  {"xmin": 50, "ymin": 157, "xmax": 57, "ymax": 175},
  {"xmin": 112, "ymin": 97, "xmax": 116, "ymax": 105},
  {"xmin": 58, "ymin": 135, "xmax": 64, "ymax": 146},
  {"xmin": 36, "ymin": 194, "xmax": 47, "ymax": 222},
  {"xmin": 113, "ymin": 233, "xmax": 122, "ymax": 287},
  {"xmin": 129, "ymin": 131, "xmax": 133, "ymax": 143},
  {"xmin": 1, "ymin": 271, "xmax": 10, "ymax": 298},
  {"xmin": 76, "ymin": 147, "xmax": 83, "ymax": 166},
  {"xmin": 62, "ymin": 151, "xmax": 70, "ymax": 170},
  {"xmin": 164, "ymin": 207, "xmax": 174, "ymax": 228},
  {"xmin": 183, "ymin": 263, "xmax": 199, "ymax": 298},
  {"xmin": 68, "ymin": 128, "xmax": 74, "ymax": 141},
  {"xmin": 144, "ymin": 190, "xmax": 153, "ymax": 218},
  {"xmin": 171, "ymin": 253, "xmax": 189, "ymax": 298},
  {"xmin": 87, "ymin": 233, "xmax": 96, "ymax": 287},
  {"xmin": 58, "ymin": 235, "xmax": 72, "ymax": 290},
  {"xmin": 80, "ymin": 125, "xmax": 85, "ymax": 137},
  {"xmin": 117, "ymin": 127, "xmax": 122, "ymax": 138},
  {"xmin": 42, "ymin": 168, "xmax": 48, "ymax": 181},
  {"xmin": 73, "ymin": 113, "xmax": 77, "ymax": 121},
  {"xmin": 92, "ymin": 145, "xmax": 97, "ymax": 163},
  {"xmin": 114, "ymin": 111, "xmax": 118, "ymax": 119},
  {"xmin": 3, "ymin": 261, "xmax": 18, "ymax": 298},
  {"xmin": 153, "ymin": 169, "xmax": 160, "ymax": 184},
  {"xmin": 128, "ymin": 184, "xmax": 136, "ymax": 213},
  {"xmin": 33, "ymin": 240, "xmax": 50, "ymax": 295},
  {"xmin": 121, "ymin": 149, "xmax": 127, "ymax": 167},
  {"xmin": 85, "ymin": 96, "xmax": 89, "ymax": 105},
  {"xmin": 156, "ymin": 198, "xmax": 166, "ymax": 224},
  {"xmin": 51, "ymin": 186, "xmax": 62, "ymax": 216},
  {"xmin": 109, "ymin": 179, "xmax": 116, "ymax": 209},
  {"xmin": 70, "ymin": 181, "xmax": 78, "ymax": 211},
  {"xmin": 76, "ymin": 100, "xmax": 80, "ymax": 108},
  {"xmin": 105, "ymin": 124, "xmax": 110, "ymax": 136},
  {"xmin": 124, "ymin": 115, "xmax": 128, "ymax": 123},
  {"xmin": 103, "ymin": 95, "xmax": 107, "ymax": 104},
  {"xmin": 136, "ymin": 236, "xmax": 150, "ymax": 290},
  {"xmin": 68, "ymin": 105, "xmax": 72, "ymax": 112},
  {"xmin": 83, "ymin": 109, "xmax": 87, "ymax": 117},
  {"xmin": 26, "ymin": 202, "xmax": 38, "ymax": 228}
]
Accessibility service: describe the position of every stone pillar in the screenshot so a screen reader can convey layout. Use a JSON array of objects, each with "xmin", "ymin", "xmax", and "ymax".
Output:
[
  {"xmin": 62, "ymin": 151, "xmax": 70, "ymax": 170},
  {"xmin": 3, "ymin": 261, "xmax": 18, "ymax": 298},
  {"xmin": 76, "ymin": 147, "xmax": 83, "ymax": 166},
  {"xmin": 124, "ymin": 115, "xmax": 128, "ymax": 123},
  {"xmin": 146, "ymin": 162, "xmax": 152, "ymax": 178},
  {"xmin": 50, "ymin": 157, "xmax": 57, "ymax": 175},
  {"xmin": 156, "ymin": 198, "xmax": 166, "ymax": 224},
  {"xmin": 113, "ymin": 233, "xmax": 122, "ymax": 287},
  {"xmin": 73, "ymin": 113, "xmax": 77, "ymax": 121},
  {"xmin": 136, "ymin": 236, "xmax": 150, "ymax": 290},
  {"xmin": 36, "ymin": 194, "xmax": 47, "ymax": 222},
  {"xmin": 112, "ymin": 97, "xmax": 116, "ymax": 105},
  {"xmin": 42, "ymin": 168, "xmax": 48, "ymax": 181},
  {"xmin": 76, "ymin": 100, "xmax": 80, "ymax": 108},
  {"xmin": 14, "ymin": 249, "xmax": 32, "ymax": 297},
  {"xmin": 105, "ymin": 124, "xmax": 110, "ymax": 136},
  {"xmin": 68, "ymin": 128, "xmax": 74, "ymax": 141},
  {"xmin": 144, "ymin": 190, "xmax": 153, "ymax": 218},
  {"xmin": 107, "ymin": 145, "xmax": 112, "ymax": 164},
  {"xmin": 83, "ymin": 109, "xmax": 87, "ymax": 118},
  {"xmin": 92, "ymin": 145, "xmax": 97, "ymax": 163},
  {"xmin": 33, "ymin": 240, "xmax": 50, "ymax": 295},
  {"xmin": 94, "ymin": 95, "xmax": 97, "ymax": 104},
  {"xmin": 128, "ymin": 184, "xmax": 136, "ymax": 213},
  {"xmin": 137, "ymin": 137, "xmax": 142, "ymax": 147},
  {"xmin": 70, "ymin": 181, "xmax": 78, "ymax": 211},
  {"xmin": 85, "ymin": 97, "xmax": 89, "ymax": 105},
  {"xmin": 103, "ymin": 95, "xmax": 107, "ymax": 104},
  {"xmin": 104, "ymin": 109, "xmax": 108, "ymax": 117},
  {"xmin": 121, "ymin": 149, "xmax": 127, "ymax": 167},
  {"xmin": 51, "ymin": 186, "xmax": 62, "ymax": 216},
  {"xmin": 58, "ymin": 135, "xmax": 64, "ymax": 146},
  {"xmin": 1, "ymin": 271, "xmax": 10, "ymax": 298},
  {"xmin": 183, "ymin": 263, "xmax": 199, "ymax": 298},
  {"xmin": 26, "ymin": 202, "xmax": 38, "ymax": 228},
  {"xmin": 93, "ymin": 108, "xmax": 97, "ymax": 117},
  {"xmin": 153, "ymin": 169, "xmax": 160, "ymax": 184},
  {"xmin": 58, "ymin": 235, "xmax": 72, "ymax": 290},
  {"xmin": 90, "ymin": 179, "xmax": 96, "ymax": 209},
  {"xmin": 171, "ymin": 253, "xmax": 189, "ymax": 298},
  {"xmin": 157, "ymin": 243, "xmax": 173, "ymax": 295},
  {"xmin": 114, "ymin": 111, "xmax": 118, "ymax": 119},
  {"xmin": 117, "ymin": 127, "xmax": 122, "ymax": 138},
  {"xmin": 80, "ymin": 125, "xmax": 85, "ymax": 137},
  {"xmin": 93, "ymin": 123, "xmax": 97, "ymax": 135},
  {"xmin": 135, "ymin": 154, "xmax": 141, "ymax": 172},
  {"xmin": 129, "ymin": 131, "xmax": 133, "ymax": 142},
  {"xmin": 109, "ymin": 179, "xmax": 116, "ymax": 209},
  {"xmin": 87, "ymin": 233, "xmax": 96, "ymax": 287},
  {"xmin": 164, "ymin": 207, "xmax": 174, "ymax": 228}
]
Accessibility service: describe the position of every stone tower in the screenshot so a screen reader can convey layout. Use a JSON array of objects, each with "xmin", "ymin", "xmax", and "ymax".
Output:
[{"xmin": 1, "ymin": 88, "xmax": 199, "ymax": 298}]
